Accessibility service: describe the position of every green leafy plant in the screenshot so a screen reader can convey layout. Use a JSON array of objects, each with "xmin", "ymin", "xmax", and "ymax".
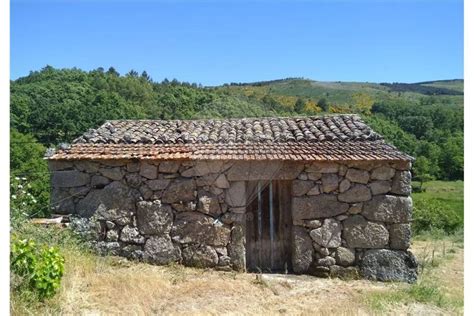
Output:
[
  {"xmin": 11, "ymin": 237, "xmax": 65, "ymax": 300},
  {"xmin": 10, "ymin": 176, "xmax": 39, "ymax": 228},
  {"xmin": 412, "ymin": 197, "xmax": 463, "ymax": 235}
]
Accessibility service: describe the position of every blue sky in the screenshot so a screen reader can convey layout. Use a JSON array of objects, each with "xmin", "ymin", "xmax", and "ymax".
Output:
[{"xmin": 11, "ymin": 0, "xmax": 463, "ymax": 86}]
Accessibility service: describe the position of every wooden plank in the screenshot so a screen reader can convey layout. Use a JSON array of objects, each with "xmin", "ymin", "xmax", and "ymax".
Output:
[
  {"xmin": 245, "ymin": 179, "xmax": 293, "ymax": 273},
  {"xmin": 269, "ymin": 181, "xmax": 274, "ymax": 270}
]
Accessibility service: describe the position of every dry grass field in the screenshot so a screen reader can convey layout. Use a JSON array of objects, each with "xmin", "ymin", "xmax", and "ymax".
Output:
[{"xmin": 11, "ymin": 237, "xmax": 463, "ymax": 315}]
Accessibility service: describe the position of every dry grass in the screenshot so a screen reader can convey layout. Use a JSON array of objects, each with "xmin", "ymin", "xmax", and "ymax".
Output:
[
  {"xmin": 55, "ymin": 255, "xmax": 384, "ymax": 315},
  {"xmin": 365, "ymin": 239, "xmax": 464, "ymax": 315},
  {"xmin": 11, "ymin": 239, "xmax": 463, "ymax": 315}
]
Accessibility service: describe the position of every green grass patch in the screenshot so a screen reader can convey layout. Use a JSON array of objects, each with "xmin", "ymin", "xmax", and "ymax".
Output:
[
  {"xmin": 10, "ymin": 222, "xmax": 92, "ymax": 314},
  {"xmin": 366, "ymin": 281, "xmax": 462, "ymax": 312},
  {"xmin": 412, "ymin": 181, "xmax": 464, "ymax": 236}
]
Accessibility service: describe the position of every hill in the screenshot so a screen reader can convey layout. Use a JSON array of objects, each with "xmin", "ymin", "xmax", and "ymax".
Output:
[
  {"xmin": 218, "ymin": 78, "xmax": 463, "ymax": 110},
  {"xmin": 10, "ymin": 66, "xmax": 463, "ymax": 217}
]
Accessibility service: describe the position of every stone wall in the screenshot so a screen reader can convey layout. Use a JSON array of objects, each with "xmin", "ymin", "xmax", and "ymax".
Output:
[
  {"xmin": 289, "ymin": 161, "xmax": 417, "ymax": 283},
  {"xmin": 49, "ymin": 159, "xmax": 417, "ymax": 281}
]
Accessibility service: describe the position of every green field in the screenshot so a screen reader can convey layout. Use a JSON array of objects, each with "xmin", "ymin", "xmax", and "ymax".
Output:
[{"xmin": 412, "ymin": 181, "xmax": 464, "ymax": 236}]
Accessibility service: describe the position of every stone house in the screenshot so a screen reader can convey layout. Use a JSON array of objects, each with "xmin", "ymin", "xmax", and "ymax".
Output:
[{"xmin": 47, "ymin": 115, "xmax": 417, "ymax": 282}]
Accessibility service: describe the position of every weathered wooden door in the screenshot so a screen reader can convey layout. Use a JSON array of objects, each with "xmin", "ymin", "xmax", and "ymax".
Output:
[{"xmin": 245, "ymin": 180, "xmax": 293, "ymax": 273}]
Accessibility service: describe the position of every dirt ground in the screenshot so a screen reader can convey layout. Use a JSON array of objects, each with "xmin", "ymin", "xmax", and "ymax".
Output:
[{"xmin": 48, "ymin": 239, "xmax": 464, "ymax": 315}]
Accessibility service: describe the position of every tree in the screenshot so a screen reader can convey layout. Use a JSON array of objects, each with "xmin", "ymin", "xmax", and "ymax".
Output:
[
  {"xmin": 352, "ymin": 92, "xmax": 374, "ymax": 114},
  {"xmin": 141, "ymin": 71, "xmax": 152, "ymax": 82},
  {"xmin": 106, "ymin": 67, "xmax": 120, "ymax": 77},
  {"xmin": 10, "ymin": 129, "xmax": 50, "ymax": 217},
  {"xmin": 294, "ymin": 97, "xmax": 305, "ymax": 113},
  {"xmin": 317, "ymin": 98, "xmax": 329, "ymax": 112},
  {"xmin": 127, "ymin": 70, "xmax": 139, "ymax": 77},
  {"xmin": 413, "ymin": 156, "xmax": 434, "ymax": 191}
]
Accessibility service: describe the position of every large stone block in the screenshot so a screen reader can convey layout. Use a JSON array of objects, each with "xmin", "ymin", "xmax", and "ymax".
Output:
[
  {"xmin": 306, "ymin": 162, "xmax": 339, "ymax": 173},
  {"xmin": 182, "ymin": 244, "xmax": 218, "ymax": 268},
  {"xmin": 95, "ymin": 241, "xmax": 121, "ymax": 256},
  {"xmin": 227, "ymin": 161, "xmax": 283, "ymax": 181},
  {"xmin": 321, "ymin": 174, "xmax": 339, "ymax": 193},
  {"xmin": 309, "ymin": 218, "xmax": 342, "ymax": 248},
  {"xmin": 48, "ymin": 160, "xmax": 74, "ymax": 171},
  {"xmin": 91, "ymin": 175, "xmax": 110, "ymax": 188},
  {"xmin": 195, "ymin": 174, "xmax": 219, "ymax": 186},
  {"xmin": 370, "ymin": 166, "xmax": 396, "ymax": 181},
  {"xmin": 76, "ymin": 181, "xmax": 135, "ymax": 219},
  {"xmin": 225, "ymin": 181, "xmax": 246, "ymax": 207},
  {"xmin": 147, "ymin": 179, "xmax": 170, "ymax": 191},
  {"xmin": 292, "ymin": 180, "xmax": 314, "ymax": 196},
  {"xmin": 121, "ymin": 244, "xmax": 144, "ymax": 260},
  {"xmin": 137, "ymin": 200, "xmax": 173, "ymax": 235},
  {"xmin": 75, "ymin": 161, "xmax": 100, "ymax": 173},
  {"xmin": 390, "ymin": 223, "xmax": 411, "ymax": 250},
  {"xmin": 120, "ymin": 225, "xmax": 145, "ymax": 244},
  {"xmin": 345, "ymin": 169, "xmax": 370, "ymax": 184},
  {"xmin": 161, "ymin": 180, "xmax": 196, "ymax": 204},
  {"xmin": 337, "ymin": 184, "xmax": 372, "ymax": 203},
  {"xmin": 197, "ymin": 190, "xmax": 222, "ymax": 215},
  {"xmin": 307, "ymin": 185, "xmax": 321, "ymax": 196},
  {"xmin": 171, "ymin": 201, "xmax": 197, "ymax": 213},
  {"xmin": 144, "ymin": 235, "xmax": 182, "ymax": 265},
  {"xmin": 140, "ymin": 162, "xmax": 157, "ymax": 179},
  {"xmin": 126, "ymin": 162, "xmax": 140, "ymax": 173},
  {"xmin": 171, "ymin": 212, "xmax": 231, "ymax": 246},
  {"xmin": 360, "ymin": 249, "xmax": 417, "ymax": 283},
  {"xmin": 101, "ymin": 160, "xmax": 126, "ymax": 167},
  {"xmin": 334, "ymin": 247, "xmax": 355, "ymax": 267},
  {"xmin": 362, "ymin": 195, "xmax": 412, "ymax": 223},
  {"xmin": 99, "ymin": 167, "xmax": 124, "ymax": 181},
  {"xmin": 182, "ymin": 161, "xmax": 226, "ymax": 177},
  {"xmin": 125, "ymin": 173, "xmax": 142, "ymax": 188},
  {"xmin": 214, "ymin": 174, "xmax": 230, "ymax": 189},
  {"xmin": 50, "ymin": 188, "xmax": 75, "ymax": 214},
  {"xmin": 369, "ymin": 181, "xmax": 391, "ymax": 195},
  {"xmin": 158, "ymin": 161, "xmax": 181, "ymax": 173},
  {"xmin": 329, "ymin": 266, "xmax": 359, "ymax": 279},
  {"xmin": 342, "ymin": 215, "xmax": 389, "ymax": 248},
  {"xmin": 339, "ymin": 179, "xmax": 351, "ymax": 193},
  {"xmin": 316, "ymin": 256, "xmax": 336, "ymax": 267},
  {"xmin": 51, "ymin": 170, "xmax": 90, "ymax": 188},
  {"xmin": 293, "ymin": 195, "xmax": 349, "ymax": 220},
  {"xmin": 228, "ymin": 224, "xmax": 246, "ymax": 271},
  {"xmin": 292, "ymin": 226, "xmax": 313, "ymax": 274},
  {"xmin": 275, "ymin": 162, "xmax": 305, "ymax": 180},
  {"xmin": 391, "ymin": 171, "xmax": 412, "ymax": 196},
  {"xmin": 347, "ymin": 161, "xmax": 381, "ymax": 171},
  {"xmin": 390, "ymin": 160, "xmax": 412, "ymax": 171}
]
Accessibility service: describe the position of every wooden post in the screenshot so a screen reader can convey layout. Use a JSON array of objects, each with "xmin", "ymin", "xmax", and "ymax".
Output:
[
  {"xmin": 257, "ymin": 181, "xmax": 262, "ymax": 269},
  {"xmin": 269, "ymin": 181, "xmax": 274, "ymax": 271}
]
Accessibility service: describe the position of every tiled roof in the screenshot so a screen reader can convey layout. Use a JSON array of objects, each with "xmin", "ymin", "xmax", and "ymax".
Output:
[
  {"xmin": 73, "ymin": 115, "xmax": 382, "ymax": 144},
  {"xmin": 49, "ymin": 115, "xmax": 413, "ymax": 161}
]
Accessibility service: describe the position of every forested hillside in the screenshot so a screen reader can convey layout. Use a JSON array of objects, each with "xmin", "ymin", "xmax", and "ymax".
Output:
[{"xmin": 10, "ymin": 66, "xmax": 463, "ymax": 217}]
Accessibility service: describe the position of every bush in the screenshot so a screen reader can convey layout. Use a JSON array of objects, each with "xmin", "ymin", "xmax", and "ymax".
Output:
[
  {"xmin": 412, "ymin": 197, "xmax": 463, "ymax": 235},
  {"xmin": 10, "ymin": 176, "xmax": 40, "ymax": 229},
  {"xmin": 11, "ymin": 237, "xmax": 65, "ymax": 300}
]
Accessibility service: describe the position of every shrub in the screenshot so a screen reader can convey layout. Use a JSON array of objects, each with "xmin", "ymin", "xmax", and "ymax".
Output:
[
  {"xmin": 11, "ymin": 237, "xmax": 65, "ymax": 300},
  {"xmin": 412, "ymin": 197, "xmax": 463, "ymax": 235},
  {"xmin": 10, "ymin": 176, "xmax": 39, "ymax": 229}
]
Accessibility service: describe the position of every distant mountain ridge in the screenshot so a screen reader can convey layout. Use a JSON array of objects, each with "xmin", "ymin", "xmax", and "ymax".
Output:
[{"xmin": 221, "ymin": 78, "xmax": 463, "ymax": 96}]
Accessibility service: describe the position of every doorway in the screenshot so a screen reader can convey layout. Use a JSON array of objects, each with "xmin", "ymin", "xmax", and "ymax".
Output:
[{"xmin": 245, "ymin": 180, "xmax": 293, "ymax": 273}]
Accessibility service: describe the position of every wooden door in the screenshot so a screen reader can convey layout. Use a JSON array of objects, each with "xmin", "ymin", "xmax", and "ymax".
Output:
[{"xmin": 245, "ymin": 180, "xmax": 293, "ymax": 273}]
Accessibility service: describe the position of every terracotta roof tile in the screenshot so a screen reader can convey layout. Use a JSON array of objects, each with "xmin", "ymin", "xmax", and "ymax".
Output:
[
  {"xmin": 72, "ymin": 115, "xmax": 382, "ymax": 145},
  {"xmin": 48, "ymin": 115, "xmax": 412, "ymax": 161}
]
